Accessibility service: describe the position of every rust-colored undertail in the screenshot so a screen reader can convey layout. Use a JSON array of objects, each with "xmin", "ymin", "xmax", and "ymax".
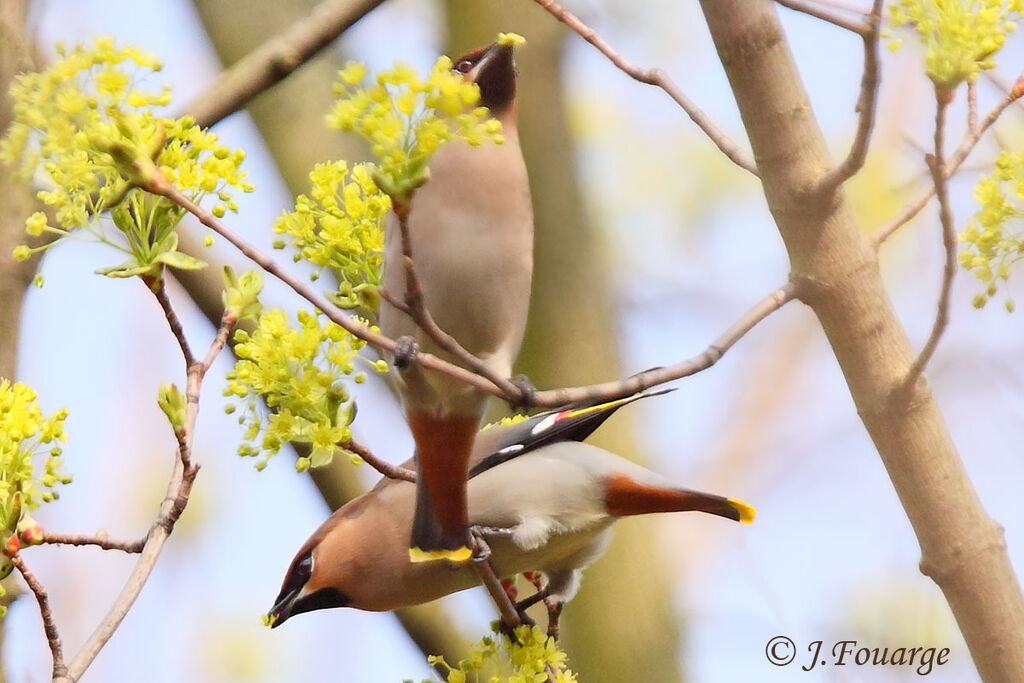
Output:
[
  {"xmin": 604, "ymin": 474, "xmax": 755, "ymax": 523},
  {"xmin": 407, "ymin": 411, "xmax": 481, "ymax": 563}
]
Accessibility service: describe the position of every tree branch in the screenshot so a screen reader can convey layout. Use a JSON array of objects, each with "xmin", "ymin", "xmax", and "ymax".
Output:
[
  {"xmin": 699, "ymin": 1, "xmax": 1024, "ymax": 678},
  {"xmin": 56, "ymin": 275, "xmax": 237, "ymax": 681},
  {"xmin": 342, "ymin": 439, "xmax": 415, "ymax": 482},
  {"xmin": 11, "ymin": 554, "xmax": 65, "ymax": 680},
  {"xmin": 774, "ymin": 0, "xmax": 873, "ymax": 34},
  {"xmin": 148, "ymin": 276, "xmax": 195, "ymax": 367},
  {"xmin": 816, "ymin": 0, "xmax": 882, "ymax": 190},
  {"xmin": 530, "ymin": 0, "xmax": 758, "ymax": 176},
  {"xmin": 873, "ymin": 78, "xmax": 1024, "ymax": 247},
  {"xmin": 389, "ymin": 206, "xmax": 527, "ymax": 402},
  {"xmin": 904, "ymin": 93, "xmax": 955, "ymax": 388},
  {"xmin": 38, "ymin": 532, "xmax": 144, "ymax": 554},
  {"xmin": 528, "ymin": 282, "xmax": 797, "ymax": 406},
  {"xmin": 185, "ymin": 0, "xmax": 386, "ymax": 129},
  {"xmin": 152, "ymin": 179, "xmax": 794, "ymax": 412}
]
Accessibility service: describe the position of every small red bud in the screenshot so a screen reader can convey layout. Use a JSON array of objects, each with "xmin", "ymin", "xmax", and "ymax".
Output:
[
  {"xmin": 3, "ymin": 535, "xmax": 21, "ymax": 557},
  {"xmin": 18, "ymin": 523, "xmax": 43, "ymax": 547},
  {"xmin": 1012, "ymin": 75, "xmax": 1024, "ymax": 100}
]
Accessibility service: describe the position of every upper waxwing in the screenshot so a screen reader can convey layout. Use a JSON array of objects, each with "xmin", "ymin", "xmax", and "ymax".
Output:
[
  {"xmin": 379, "ymin": 38, "xmax": 533, "ymax": 562},
  {"xmin": 267, "ymin": 391, "xmax": 754, "ymax": 628}
]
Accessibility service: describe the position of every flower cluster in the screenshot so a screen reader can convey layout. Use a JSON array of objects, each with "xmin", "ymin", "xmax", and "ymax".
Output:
[
  {"xmin": 0, "ymin": 37, "xmax": 253, "ymax": 278},
  {"xmin": 427, "ymin": 625, "xmax": 577, "ymax": 683},
  {"xmin": 959, "ymin": 150, "xmax": 1024, "ymax": 310},
  {"xmin": 224, "ymin": 309, "xmax": 386, "ymax": 471},
  {"xmin": 889, "ymin": 0, "xmax": 1022, "ymax": 92},
  {"xmin": 273, "ymin": 161, "xmax": 389, "ymax": 311},
  {"xmin": 325, "ymin": 55, "xmax": 504, "ymax": 203},
  {"xmin": 0, "ymin": 379, "xmax": 70, "ymax": 572}
]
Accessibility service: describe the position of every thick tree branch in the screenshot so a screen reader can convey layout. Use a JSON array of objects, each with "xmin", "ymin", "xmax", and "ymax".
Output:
[
  {"xmin": 904, "ymin": 94, "xmax": 956, "ymax": 388},
  {"xmin": 11, "ymin": 554, "xmax": 65, "ymax": 680},
  {"xmin": 530, "ymin": 0, "xmax": 758, "ymax": 176},
  {"xmin": 185, "ymin": 0, "xmax": 386, "ymax": 129},
  {"xmin": 816, "ymin": 0, "xmax": 882, "ymax": 190},
  {"xmin": 699, "ymin": 2, "xmax": 1024, "ymax": 679}
]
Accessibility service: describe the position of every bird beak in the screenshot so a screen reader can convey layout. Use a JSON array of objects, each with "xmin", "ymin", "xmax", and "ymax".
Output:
[
  {"xmin": 266, "ymin": 585, "xmax": 303, "ymax": 629},
  {"xmin": 472, "ymin": 41, "xmax": 516, "ymax": 82}
]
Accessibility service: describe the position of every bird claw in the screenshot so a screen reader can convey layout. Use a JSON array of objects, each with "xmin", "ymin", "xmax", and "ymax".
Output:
[
  {"xmin": 393, "ymin": 336, "xmax": 419, "ymax": 371},
  {"xmin": 469, "ymin": 526, "xmax": 493, "ymax": 563},
  {"xmin": 509, "ymin": 374, "xmax": 536, "ymax": 409}
]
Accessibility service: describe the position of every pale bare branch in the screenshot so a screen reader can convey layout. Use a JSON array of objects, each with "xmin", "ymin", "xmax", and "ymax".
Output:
[
  {"xmin": 12, "ymin": 553, "xmax": 65, "ymax": 679},
  {"xmin": 817, "ymin": 0, "xmax": 883, "ymax": 189},
  {"xmin": 774, "ymin": 0, "xmax": 873, "ymax": 34},
  {"xmin": 531, "ymin": 0, "xmax": 758, "ymax": 176},
  {"xmin": 904, "ymin": 94, "xmax": 956, "ymax": 387},
  {"xmin": 185, "ymin": 0, "xmax": 386, "ymax": 129}
]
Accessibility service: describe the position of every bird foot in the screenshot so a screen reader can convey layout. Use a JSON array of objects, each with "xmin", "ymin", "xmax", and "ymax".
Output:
[
  {"xmin": 509, "ymin": 374, "xmax": 537, "ymax": 409},
  {"xmin": 393, "ymin": 335, "xmax": 419, "ymax": 371},
  {"xmin": 544, "ymin": 599, "xmax": 564, "ymax": 640}
]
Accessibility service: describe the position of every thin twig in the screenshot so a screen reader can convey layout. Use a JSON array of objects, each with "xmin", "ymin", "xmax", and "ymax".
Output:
[
  {"xmin": 967, "ymin": 80, "xmax": 978, "ymax": 134},
  {"xmin": 816, "ymin": 0, "xmax": 882, "ymax": 190},
  {"xmin": 872, "ymin": 82, "xmax": 1024, "ymax": 246},
  {"xmin": 185, "ymin": 0, "xmax": 386, "ymax": 129},
  {"xmin": 149, "ymin": 181, "xmax": 507, "ymax": 400},
  {"xmin": 39, "ymin": 532, "xmax": 144, "ymax": 554},
  {"xmin": 343, "ymin": 439, "xmax": 416, "ymax": 482},
  {"xmin": 149, "ymin": 277, "xmax": 195, "ymax": 367},
  {"xmin": 199, "ymin": 310, "xmax": 237, "ymax": 373},
  {"xmin": 774, "ymin": 0, "xmax": 873, "ymax": 34},
  {"xmin": 392, "ymin": 206, "xmax": 526, "ymax": 402},
  {"xmin": 12, "ymin": 553, "xmax": 66, "ymax": 679},
  {"xmin": 529, "ymin": 282, "xmax": 797, "ymax": 406},
  {"xmin": 470, "ymin": 536, "xmax": 522, "ymax": 630},
  {"xmin": 150, "ymin": 182, "xmax": 794, "ymax": 409},
  {"xmin": 531, "ymin": 0, "xmax": 758, "ymax": 176},
  {"xmin": 58, "ymin": 272, "xmax": 237, "ymax": 681},
  {"xmin": 904, "ymin": 93, "xmax": 956, "ymax": 388}
]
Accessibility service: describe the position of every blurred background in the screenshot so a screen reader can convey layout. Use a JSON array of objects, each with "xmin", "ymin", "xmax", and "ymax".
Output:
[{"xmin": 2, "ymin": 0, "xmax": 1023, "ymax": 681}]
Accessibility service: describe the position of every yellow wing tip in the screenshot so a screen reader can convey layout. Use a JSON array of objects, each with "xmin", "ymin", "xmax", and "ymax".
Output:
[
  {"xmin": 409, "ymin": 545, "xmax": 473, "ymax": 564},
  {"xmin": 728, "ymin": 498, "xmax": 756, "ymax": 524}
]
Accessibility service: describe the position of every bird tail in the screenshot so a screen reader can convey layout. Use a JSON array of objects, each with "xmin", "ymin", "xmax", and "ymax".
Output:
[
  {"xmin": 604, "ymin": 473, "xmax": 755, "ymax": 523},
  {"xmin": 406, "ymin": 411, "xmax": 480, "ymax": 563}
]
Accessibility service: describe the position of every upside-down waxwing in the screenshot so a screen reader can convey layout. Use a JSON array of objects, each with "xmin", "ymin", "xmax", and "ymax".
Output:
[
  {"xmin": 379, "ymin": 37, "xmax": 533, "ymax": 562},
  {"xmin": 267, "ymin": 391, "xmax": 754, "ymax": 628}
]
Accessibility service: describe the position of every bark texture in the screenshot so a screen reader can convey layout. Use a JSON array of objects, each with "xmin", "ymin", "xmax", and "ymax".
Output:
[{"xmin": 699, "ymin": 2, "xmax": 1024, "ymax": 680}]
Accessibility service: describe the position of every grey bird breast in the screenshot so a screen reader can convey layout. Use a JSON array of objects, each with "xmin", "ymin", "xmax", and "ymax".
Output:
[{"xmin": 379, "ymin": 131, "xmax": 534, "ymax": 379}]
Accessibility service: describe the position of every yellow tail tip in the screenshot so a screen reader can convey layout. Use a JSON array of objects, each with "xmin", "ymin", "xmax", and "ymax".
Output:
[
  {"xmin": 728, "ymin": 498, "xmax": 756, "ymax": 524},
  {"xmin": 409, "ymin": 545, "xmax": 473, "ymax": 564}
]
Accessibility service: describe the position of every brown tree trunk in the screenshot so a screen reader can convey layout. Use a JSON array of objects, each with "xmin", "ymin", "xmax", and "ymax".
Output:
[
  {"xmin": 444, "ymin": 2, "xmax": 683, "ymax": 681},
  {"xmin": 0, "ymin": 2, "xmax": 40, "ymax": 679},
  {"xmin": 699, "ymin": 2, "xmax": 1024, "ymax": 680}
]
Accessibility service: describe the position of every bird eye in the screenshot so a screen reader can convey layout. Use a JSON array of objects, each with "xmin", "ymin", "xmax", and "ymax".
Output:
[
  {"xmin": 295, "ymin": 553, "xmax": 313, "ymax": 582},
  {"xmin": 455, "ymin": 60, "xmax": 474, "ymax": 74}
]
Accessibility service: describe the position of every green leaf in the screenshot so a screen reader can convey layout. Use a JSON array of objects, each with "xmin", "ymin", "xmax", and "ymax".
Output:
[
  {"xmin": 154, "ymin": 250, "xmax": 207, "ymax": 271},
  {"xmin": 96, "ymin": 260, "xmax": 157, "ymax": 278}
]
